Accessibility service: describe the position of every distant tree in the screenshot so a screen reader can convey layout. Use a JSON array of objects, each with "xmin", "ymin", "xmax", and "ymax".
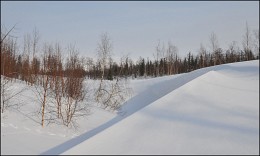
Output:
[
  {"xmin": 183, "ymin": 58, "xmax": 187, "ymax": 73},
  {"xmin": 31, "ymin": 27, "xmax": 40, "ymax": 84},
  {"xmin": 22, "ymin": 33, "xmax": 32, "ymax": 84},
  {"xmin": 166, "ymin": 42, "xmax": 178, "ymax": 75},
  {"xmin": 242, "ymin": 22, "xmax": 254, "ymax": 60},
  {"xmin": 139, "ymin": 57, "xmax": 145, "ymax": 77},
  {"xmin": 209, "ymin": 32, "xmax": 219, "ymax": 66},
  {"xmin": 107, "ymin": 66, "xmax": 113, "ymax": 80},
  {"xmin": 215, "ymin": 48, "xmax": 223, "ymax": 65},
  {"xmin": 187, "ymin": 52, "xmax": 192, "ymax": 72},
  {"xmin": 154, "ymin": 40, "xmax": 163, "ymax": 77},
  {"xmin": 227, "ymin": 41, "xmax": 240, "ymax": 63},
  {"xmin": 253, "ymin": 29, "xmax": 259, "ymax": 59},
  {"xmin": 198, "ymin": 43, "xmax": 207, "ymax": 68}
]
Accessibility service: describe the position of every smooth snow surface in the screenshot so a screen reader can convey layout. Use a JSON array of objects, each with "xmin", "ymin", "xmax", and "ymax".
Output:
[
  {"xmin": 1, "ymin": 60, "xmax": 259, "ymax": 155},
  {"xmin": 62, "ymin": 60, "xmax": 259, "ymax": 155}
]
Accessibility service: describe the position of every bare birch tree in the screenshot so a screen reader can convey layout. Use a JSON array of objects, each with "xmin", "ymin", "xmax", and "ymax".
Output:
[
  {"xmin": 31, "ymin": 27, "xmax": 40, "ymax": 83},
  {"xmin": 166, "ymin": 41, "xmax": 178, "ymax": 75},
  {"xmin": 95, "ymin": 33, "xmax": 132, "ymax": 111},
  {"xmin": 33, "ymin": 43, "xmax": 53, "ymax": 127},
  {"xmin": 242, "ymin": 22, "xmax": 253, "ymax": 61},
  {"xmin": 253, "ymin": 29, "xmax": 259, "ymax": 58},
  {"xmin": 154, "ymin": 40, "xmax": 162, "ymax": 77},
  {"xmin": 198, "ymin": 43, "xmax": 207, "ymax": 68},
  {"xmin": 95, "ymin": 33, "xmax": 112, "ymax": 103},
  {"xmin": 209, "ymin": 32, "xmax": 220, "ymax": 65}
]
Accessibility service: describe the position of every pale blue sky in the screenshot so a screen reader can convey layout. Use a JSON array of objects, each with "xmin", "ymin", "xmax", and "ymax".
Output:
[{"xmin": 1, "ymin": 1, "xmax": 259, "ymax": 61}]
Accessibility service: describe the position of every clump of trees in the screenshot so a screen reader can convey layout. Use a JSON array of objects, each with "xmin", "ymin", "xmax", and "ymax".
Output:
[
  {"xmin": 1, "ymin": 27, "xmax": 131, "ymax": 127},
  {"xmin": 33, "ymin": 43, "xmax": 88, "ymax": 127},
  {"xmin": 1, "ymin": 27, "xmax": 89, "ymax": 128}
]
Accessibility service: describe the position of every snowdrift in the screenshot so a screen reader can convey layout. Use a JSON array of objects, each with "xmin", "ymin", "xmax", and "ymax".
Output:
[
  {"xmin": 60, "ymin": 60, "xmax": 259, "ymax": 155},
  {"xmin": 1, "ymin": 60, "xmax": 259, "ymax": 155}
]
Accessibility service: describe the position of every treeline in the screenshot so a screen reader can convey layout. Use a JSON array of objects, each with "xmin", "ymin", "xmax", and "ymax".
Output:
[
  {"xmin": 94, "ymin": 41, "xmax": 259, "ymax": 79},
  {"xmin": 1, "ymin": 38, "xmax": 86, "ymax": 84},
  {"xmin": 1, "ymin": 24, "xmax": 259, "ymax": 82},
  {"xmin": 86, "ymin": 44, "xmax": 259, "ymax": 80},
  {"xmin": 86, "ymin": 29, "xmax": 259, "ymax": 80}
]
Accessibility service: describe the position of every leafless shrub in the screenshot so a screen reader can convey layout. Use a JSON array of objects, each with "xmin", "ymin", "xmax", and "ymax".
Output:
[
  {"xmin": 59, "ymin": 45, "xmax": 89, "ymax": 127},
  {"xmin": 97, "ymin": 77, "xmax": 132, "ymax": 111},
  {"xmin": 94, "ymin": 33, "xmax": 132, "ymax": 111}
]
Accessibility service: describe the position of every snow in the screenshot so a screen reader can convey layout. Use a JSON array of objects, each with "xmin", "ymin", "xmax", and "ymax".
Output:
[
  {"xmin": 1, "ymin": 60, "xmax": 259, "ymax": 155},
  {"xmin": 1, "ymin": 81, "xmax": 116, "ymax": 155}
]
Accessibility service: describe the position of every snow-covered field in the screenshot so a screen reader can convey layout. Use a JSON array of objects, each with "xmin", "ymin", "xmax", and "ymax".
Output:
[{"xmin": 1, "ymin": 60, "xmax": 259, "ymax": 155}]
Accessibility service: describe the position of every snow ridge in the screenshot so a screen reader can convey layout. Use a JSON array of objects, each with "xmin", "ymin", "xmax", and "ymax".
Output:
[{"xmin": 41, "ymin": 63, "xmax": 246, "ymax": 155}]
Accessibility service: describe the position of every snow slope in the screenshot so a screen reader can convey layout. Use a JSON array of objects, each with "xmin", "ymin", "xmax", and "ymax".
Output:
[
  {"xmin": 61, "ymin": 60, "xmax": 259, "ymax": 155},
  {"xmin": 1, "ymin": 60, "xmax": 259, "ymax": 155}
]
